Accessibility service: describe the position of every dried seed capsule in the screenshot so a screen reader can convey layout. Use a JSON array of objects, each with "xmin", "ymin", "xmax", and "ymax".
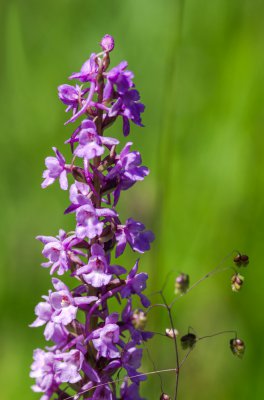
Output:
[
  {"xmin": 230, "ymin": 338, "xmax": 245, "ymax": 358},
  {"xmin": 132, "ymin": 310, "xmax": 147, "ymax": 330},
  {"xmin": 160, "ymin": 394, "xmax": 171, "ymax": 400},
  {"xmin": 231, "ymin": 273, "xmax": 244, "ymax": 292},
  {"xmin": 175, "ymin": 273, "xmax": 189, "ymax": 294},
  {"xmin": 233, "ymin": 253, "xmax": 249, "ymax": 267},
  {"xmin": 165, "ymin": 328, "xmax": 179, "ymax": 339},
  {"xmin": 180, "ymin": 333, "xmax": 196, "ymax": 349}
]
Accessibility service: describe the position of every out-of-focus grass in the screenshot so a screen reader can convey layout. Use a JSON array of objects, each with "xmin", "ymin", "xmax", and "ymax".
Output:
[{"xmin": 0, "ymin": 0, "xmax": 264, "ymax": 399}]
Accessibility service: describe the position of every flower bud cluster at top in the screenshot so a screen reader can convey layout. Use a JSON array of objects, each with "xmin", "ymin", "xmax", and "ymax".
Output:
[{"xmin": 30, "ymin": 34, "xmax": 155, "ymax": 400}]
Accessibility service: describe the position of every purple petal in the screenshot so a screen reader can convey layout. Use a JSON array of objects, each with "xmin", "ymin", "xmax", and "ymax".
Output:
[
  {"xmin": 115, "ymin": 230, "xmax": 127, "ymax": 258},
  {"xmin": 82, "ymin": 360, "xmax": 100, "ymax": 382},
  {"xmin": 129, "ymin": 259, "xmax": 139, "ymax": 279},
  {"xmin": 83, "ymin": 271, "xmax": 112, "ymax": 287},
  {"xmin": 74, "ymin": 296, "xmax": 98, "ymax": 306},
  {"xmin": 96, "ymin": 208, "xmax": 117, "ymax": 218},
  {"xmin": 36, "ymin": 235, "xmax": 57, "ymax": 244},
  {"xmin": 91, "ymin": 243, "xmax": 105, "ymax": 257},
  {"xmin": 108, "ymin": 264, "xmax": 126, "ymax": 275},
  {"xmin": 122, "ymin": 116, "xmax": 130, "ymax": 136},
  {"xmin": 101, "ymin": 136, "xmax": 119, "ymax": 146},
  {"xmin": 59, "ymin": 170, "xmax": 68, "ymax": 190},
  {"xmin": 52, "ymin": 278, "xmax": 69, "ymax": 292},
  {"xmin": 105, "ymin": 313, "xmax": 119, "ymax": 325}
]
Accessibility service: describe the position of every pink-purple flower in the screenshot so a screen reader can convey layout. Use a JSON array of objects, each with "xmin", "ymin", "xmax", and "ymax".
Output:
[
  {"xmin": 105, "ymin": 142, "xmax": 149, "ymax": 205},
  {"xmin": 121, "ymin": 260, "xmax": 150, "ymax": 307},
  {"xmin": 30, "ymin": 278, "xmax": 97, "ymax": 343},
  {"xmin": 42, "ymin": 147, "xmax": 69, "ymax": 190},
  {"xmin": 75, "ymin": 200, "xmax": 117, "ymax": 240},
  {"xmin": 115, "ymin": 218, "xmax": 154, "ymax": 257},
  {"xmin": 58, "ymin": 84, "xmax": 87, "ymax": 115},
  {"xmin": 30, "ymin": 348, "xmax": 84, "ymax": 398},
  {"xmin": 89, "ymin": 313, "xmax": 120, "ymax": 359},
  {"xmin": 104, "ymin": 61, "xmax": 134, "ymax": 97},
  {"xmin": 69, "ymin": 53, "xmax": 99, "ymax": 83},
  {"xmin": 37, "ymin": 230, "xmax": 83, "ymax": 275},
  {"xmin": 73, "ymin": 119, "xmax": 119, "ymax": 161},
  {"xmin": 76, "ymin": 243, "xmax": 112, "ymax": 287}
]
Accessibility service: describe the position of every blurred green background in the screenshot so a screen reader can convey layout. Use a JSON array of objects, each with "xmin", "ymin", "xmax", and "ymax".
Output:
[{"xmin": 0, "ymin": 0, "xmax": 264, "ymax": 398}]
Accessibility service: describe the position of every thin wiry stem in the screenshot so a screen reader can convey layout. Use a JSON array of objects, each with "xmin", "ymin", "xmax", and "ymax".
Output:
[
  {"xmin": 63, "ymin": 369, "xmax": 177, "ymax": 400},
  {"xmin": 160, "ymin": 292, "xmax": 180, "ymax": 400},
  {"xmin": 170, "ymin": 251, "xmax": 236, "ymax": 308},
  {"xmin": 143, "ymin": 341, "xmax": 165, "ymax": 395},
  {"xmin": 179, "ymin": 347, "xmax": 194, "ymax": 369},
  {"xmin": 198, "ymin": 330, "xmax": 238, "ymax": 341}
]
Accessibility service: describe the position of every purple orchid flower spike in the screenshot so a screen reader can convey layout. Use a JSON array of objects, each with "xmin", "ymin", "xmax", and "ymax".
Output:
[
  {"xmin": 41, "ymin": 147, "xmax": 69, "ymax": 190},
  {"xmin": 32, "ymin": 35, "xmax": 153, "ymax": 400}
]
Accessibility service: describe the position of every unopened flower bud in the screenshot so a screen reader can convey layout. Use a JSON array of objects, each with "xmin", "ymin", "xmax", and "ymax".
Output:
[
  {"xmin": 175, "ymin": 273, "xmax": 189, "ymax": 294},
  {"xmin": 180, "ymin": 333, "xmax": 196, "ymax": 349},
  {"xmin": 101, "ymin": 176, "xmax": 119, "ymax": 196},
  {"xmin": 103, "ymin": 238, "xmax": 116, "ymax": 252},
  {"xmin": 100, "ymin": 34, "xmax": 115, "ymax": 52},
  {"xmin": 231, "ymin": 273, "xmax": 244, "ymax": 292},
  {"xmin": 160, "ymin": 394, "xmax": 171, "ymax": 400},
  {"xmin": 72, "ymin": 167, "xmax": 86, "ymax": 183},
  {"xmin": 233, "ymin": 253, "xmax": 249, "ymax": 267},
  {"xmin": 230, "ymin": 338, "xmax": 245, "ymax": 358},
  {"xmin": 132, "ymin": 309, "xmax": 147, "ymax": 330},
  {"xmin": 165, "ymin": 328, "xmax": 179, "ymax": 339}
]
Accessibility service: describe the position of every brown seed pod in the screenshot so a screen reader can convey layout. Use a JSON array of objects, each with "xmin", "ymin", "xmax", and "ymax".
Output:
[
  {"xmin": 160, "ymin": 393, "xmax": 171, "ymax": 400},
  {"xmin": 233, "ymin": 253, "xmax": 249, "ymax": 267},
  {"xmin": 180, "ymin": 333, "xmax": 196, "ymax": 349},
  {"xmin": 230, "ymin": 338, "xmax": 245, "ymax": 358}
]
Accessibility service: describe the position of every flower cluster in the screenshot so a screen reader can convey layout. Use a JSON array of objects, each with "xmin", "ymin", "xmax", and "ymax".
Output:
[{"xmin": 30, "ymin": 35, "xmax": 154, "ymax": 400}]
